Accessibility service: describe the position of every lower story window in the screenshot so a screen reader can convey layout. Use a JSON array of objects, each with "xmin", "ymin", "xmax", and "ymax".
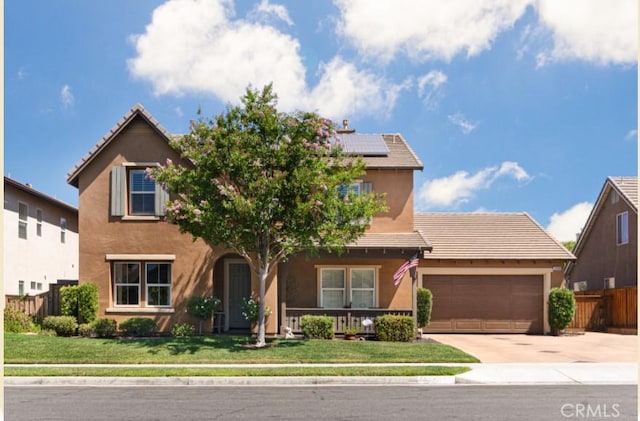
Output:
[
  {"xmin": 319, "ymin": 266, "xmax": 378, "ymax": 308},
  {"xmin": 113, "ymin": 261, "xmax": 172, "ymax": 307},
  {"xmin": 146, "ymin": 263, "xmax": 171, "ymax": 307},
  {"xmin": 114, "ymin": 262, "xmax": 140, "ymax": 306}
]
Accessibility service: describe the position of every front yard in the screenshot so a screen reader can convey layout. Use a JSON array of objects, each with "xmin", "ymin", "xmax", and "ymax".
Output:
[{"xmin": 4, "ymin": 333, "xmax": 478, "ymax": 377}]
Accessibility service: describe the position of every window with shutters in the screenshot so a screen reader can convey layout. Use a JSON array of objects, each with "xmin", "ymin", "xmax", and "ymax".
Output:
[
  {"xmin": 110, "ymin": 165, "xmax": 169, "ymax": 219},
  {"xmin": 336, "ymin": 181, "xmax": 373, "ymax": 225}
]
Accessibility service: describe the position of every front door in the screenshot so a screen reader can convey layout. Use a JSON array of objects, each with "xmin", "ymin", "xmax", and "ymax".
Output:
[{"xmin": 225, "ymin": 259, "xmax": 251, "ymax": 330}]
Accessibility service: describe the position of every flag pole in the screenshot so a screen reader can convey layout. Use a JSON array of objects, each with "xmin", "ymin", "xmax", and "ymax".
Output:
[{"xmin": 411, "ymin": 252, "xmax": 419, "ymax": 338}]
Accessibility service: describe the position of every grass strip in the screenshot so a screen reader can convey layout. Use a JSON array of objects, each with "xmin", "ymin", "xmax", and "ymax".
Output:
[
  {"xmin": 5, "ymin": 334, "xmax": 479, "ymax": 364},
  {"xmin": 4, "ymin": 366, "xmax": 470, "ymax": 377}
]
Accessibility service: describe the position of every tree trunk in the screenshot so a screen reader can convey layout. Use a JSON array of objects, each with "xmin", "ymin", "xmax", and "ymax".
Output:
[{"xmin": 255, "ymin": 264, "xmax": 268, "ymax": 347}]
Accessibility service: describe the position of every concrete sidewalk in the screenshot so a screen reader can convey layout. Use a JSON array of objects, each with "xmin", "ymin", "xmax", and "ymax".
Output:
[{"xmin": 5, "ymin": 362, "xmax": 637, "ymax": 386}]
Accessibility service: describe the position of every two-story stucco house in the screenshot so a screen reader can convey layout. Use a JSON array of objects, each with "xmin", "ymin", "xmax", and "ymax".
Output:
[
  {"xmin": 565, "ymin": 177, "xmax": 637, "ymax": 291},
  {"xmin": 67, "ymin": 104, "xmax": 574, "ymax": 335},
  {"xmin": 4, "ymin": 176, "xmax": 79, "ymax": 296}
]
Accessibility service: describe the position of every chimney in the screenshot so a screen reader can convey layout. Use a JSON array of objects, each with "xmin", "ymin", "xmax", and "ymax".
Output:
[{"xmin": 336, "ymin": 119, "xmax": 355, "ymax": 134}]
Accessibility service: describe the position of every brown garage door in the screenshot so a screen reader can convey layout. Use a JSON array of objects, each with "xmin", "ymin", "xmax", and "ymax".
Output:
[{"xmin": 423, "ymin": 274, "xmax": 543, "ymax": 334}]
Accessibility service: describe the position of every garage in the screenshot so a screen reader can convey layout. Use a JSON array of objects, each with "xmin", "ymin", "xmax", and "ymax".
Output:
[{"xmin": 422, "ymin": 274, "xmax": 543, "ymax": 334}]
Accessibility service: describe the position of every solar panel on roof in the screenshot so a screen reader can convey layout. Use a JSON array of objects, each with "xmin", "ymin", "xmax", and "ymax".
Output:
[{"xmin": 333, "ymin": 134, "xmax": 389, "ymax": 156}]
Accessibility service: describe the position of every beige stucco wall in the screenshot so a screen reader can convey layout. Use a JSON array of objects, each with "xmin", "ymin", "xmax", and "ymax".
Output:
[
  {"xmin": 75, "ymin": 116, "xmax": 279, "ymax": 333},
  {"xmin": 364, "ymin": 169, "xmax": 414, "ymax": 233}
]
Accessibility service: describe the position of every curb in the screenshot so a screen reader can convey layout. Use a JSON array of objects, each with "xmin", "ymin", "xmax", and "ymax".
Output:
[{"xmin": 5, "ymin": 375, "xmax": 456, "ymax": 387}]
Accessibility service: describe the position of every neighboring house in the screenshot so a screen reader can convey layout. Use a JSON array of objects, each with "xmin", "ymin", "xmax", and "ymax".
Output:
[
  {"xmin": 67, "ymin": 104, "xmax": 574, "ymax": 335},
  {"xmin": 4, "ymin": 176, "xmax": 79, "ymax": 296},
  {"xmin": 565, "ymin": 177, "xmax": 637, "ymax": 291}
]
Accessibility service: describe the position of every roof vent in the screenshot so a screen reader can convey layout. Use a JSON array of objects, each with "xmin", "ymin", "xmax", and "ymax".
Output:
[{"xmin": 337, "ymin": 119, "xmax": 355, "ymax": 134}]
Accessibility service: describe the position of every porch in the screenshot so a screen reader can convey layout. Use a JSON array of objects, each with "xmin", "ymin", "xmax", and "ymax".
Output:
[{"xmin": 284, "ymin": 307, "xmax": 412, "ymax": 335}]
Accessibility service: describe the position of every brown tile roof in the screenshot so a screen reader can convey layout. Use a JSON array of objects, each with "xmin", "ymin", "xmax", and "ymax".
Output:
[
  {"xmin": 609, "ymin": 176, "xmax": 638, "ymax": 209},
  {"xmin": 347, "ymin": 231, "xmax": 432, "ymax": 251},
  {"xmin": 362, "ymin": 134, "xmax": 423, "ymax": 170},
  {"xmin": 414, "ymin": 213, "xmax": 575, "ymax": 260},
  {"xmin": 66, "ymin": 104, "xmax": 172, "ymax": 187}
]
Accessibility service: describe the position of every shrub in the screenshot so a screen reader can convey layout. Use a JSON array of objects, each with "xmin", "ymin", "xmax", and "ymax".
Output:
[
  {"xmin": 186, "ymin": 295, "xmax": 221, "ymax": 334},
  {"xmin": 172, "ymin": 323, "xmax": 196, "ymax": 337},
  {"xmin": 241, "ymin": 295, "xmax": 271, "ymax": 324},
  {"xmin": 78, "ymin": 323, "xmax": 95, "ymax": 337},
  {"xmin": 375, "ymin": 315, "xmax": 414, "ymax": 342},
  {"xmin": 300, "ymin": 315, "xmax": 334, "ymax": 339},
  {"xmin": 119, "ymin": 317, "xmax": 157, "ymax": 337},
  {"xmin": 4, "ymin": 307, "xmax": 36, "ymax": 333},
  {"xmin": 417, "ymin": 288, "xmax": 433, "ymax": 328},
  {"xmin": 42, "ymin": 315, "xmax": 77, "ymax": 337},
  {"xmin": 60, "ymin": 283, "xmax": 99, "ymax": 324},
  {"xmin": 548, "ymin": 287, "xmax": 576, "ymax": 335},
  {"xmin": 39, "ymin": 329, "xmax": 57, "ymax": 336},
  {"xmin": 93, "ymin": 318, "xmax": 118, "ymax": 338}
]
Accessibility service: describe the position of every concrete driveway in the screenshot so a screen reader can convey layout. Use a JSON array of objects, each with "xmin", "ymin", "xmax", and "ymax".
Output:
[{"xmin": 426, "ymin": 332, "xmax": 638, "ymax": 363}]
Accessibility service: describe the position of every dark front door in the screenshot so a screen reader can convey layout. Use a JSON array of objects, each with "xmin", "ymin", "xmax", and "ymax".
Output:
[{"xmin": 226, "ymin": 259, "xmax": 251, "ymax": 329}]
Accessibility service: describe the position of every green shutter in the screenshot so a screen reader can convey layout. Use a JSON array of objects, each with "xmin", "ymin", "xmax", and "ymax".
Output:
[
  {"xmin": 110, "ymin": 166, "xmax": 126, "ymax": 216},
  {"xmin": 155, "ymin": 183, "xmax": 169, "ymax": 217}
]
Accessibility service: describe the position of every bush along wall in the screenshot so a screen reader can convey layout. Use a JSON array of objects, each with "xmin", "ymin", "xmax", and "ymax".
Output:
[
  {"xmin": 60, "ymin": 283, "xmax": 99, "ymax": 324},
  {"xmin": 300, "ymin": 315, "xmax": 334, "ymax": 339},
  {"xmin": 548, "ymin": 287, "xmax": 576, "ymax": 335},
  {"xmin": 375, "ymin": 315, "xmax": 414, "ymax": 342},
  {"xmin": 417, "ymin": 288, "xmax": 433, "ymax": 329}
]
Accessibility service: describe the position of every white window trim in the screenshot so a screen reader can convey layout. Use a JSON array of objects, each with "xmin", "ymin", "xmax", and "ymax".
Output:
[
  {"xmin": 318, "ymin": 268, "xmax": 346, "ymax": 309},
  {"xmin": 18, "ymin": 201, "xmax": 28, "ymax": 239},
  {"xmin": 113, "ymin": 262, "xmax": 142, "ymax": 308},
  {"xmin": 129, "ymin": 169, "xmax": 156, "ymax": 216},
  {"xmin": 145, "ymin": 262, "xmax": 172, "ymax": 308},
  {"xmin": 350, "ymin": 268, "xmax": 378, "ymax": 309},
  {"xmin": 315, "ymin": 265, "xmax": 381, "ymax": 308},
  {"xmin": 616, "ymin": 211, "xmax": 629, "ymax": 245},
  {"xmin": 36, "ymin": 208, "xmax": 43, "ymax": 237}
]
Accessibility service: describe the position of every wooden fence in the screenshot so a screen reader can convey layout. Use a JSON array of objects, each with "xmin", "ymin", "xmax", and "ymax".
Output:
[
  {"xmin": 5, "ymin": 284, "xmax": 64, "ymax": 320},
  {"xmin": 569, "ymin": 287, "xmax": 637, "ymax": 332}
]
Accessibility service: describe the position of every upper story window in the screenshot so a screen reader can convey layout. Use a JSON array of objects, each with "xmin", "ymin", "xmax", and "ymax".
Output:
[
  {"xmin": 110, "ymin": 165, "xmax": 169, "ymax": 219},
  {"xmin": 36, "ymin": 208, "xmax": 43, "ymax": 237},
  {"xmin": 18, "ymin": 202, "xmax": 28, "ymax": 239},
  {"xmin": 60, "ymin": 218, "xmax": 67, "ymax": 243},
  {"xmin": 129, "ymin": 170, "xmax": 156, "ymax": 215},
  {"xmin": 617, "ymin": 211, "xmax": 629, "ymax": 245}
]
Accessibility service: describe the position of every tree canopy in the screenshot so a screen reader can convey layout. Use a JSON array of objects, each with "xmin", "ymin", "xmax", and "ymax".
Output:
[{"xmin": 150, "ymin": 85, "xmax": 386, "ymax": 346}]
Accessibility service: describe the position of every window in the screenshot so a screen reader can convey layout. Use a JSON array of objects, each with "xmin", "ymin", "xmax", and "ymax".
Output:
[
  {"xmin": 60, "ymin": 218, "xmax": 67, "ymax": 243},
  {"xmin": 617, "ymin": 212, "xmax": 629, "ymax": 245},
  {"xmin": 350, "ymin": 269, "xmax": 376, "ymax": 308},
  {"xmin": 36, "ymin": 209, "xmax": 43, "ymax": 237},
  {"xmin": 18, "ymin": 202, "xmax": 28, "ymax": 239},
  {"xmin": 37, "ymin": 283, "xmax": 43, "ymax": 291},
  {"xmin": 18, "ymin": 281, "xmax": 24, "ymax": 296},
  {"xmin": 146, "ymin": 263, "xmax": 172, "ymax": 307},
  {"xmin": 111, "ymin": 165, "xmax": 169, "ymax": 217},
  {"xmin": 320, "ymin": 269, "xmax": 345, "ymax": 308},
  {"xmin": 129, "ymin": 170, "xmax": 156, "ymax": 215},
  {"xmin": 112, "ymin": 261, "xmax": 173, "ymax": 308},
  {"xmin": 319, "ymin": 266, "xmax": 378, "ymax": 308},
  {"xmin": 30, "ymin": 281, "xmax": 36, "ymax": 290},
  {"xmin": 113, "ymin": 263, "xmax": 141, "ymax": 306}
]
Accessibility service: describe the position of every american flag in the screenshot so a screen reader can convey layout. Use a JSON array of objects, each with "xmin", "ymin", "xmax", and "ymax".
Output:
[{"xmin": 393, "ymin": 253, "xmax": 419, "ymax": 286}]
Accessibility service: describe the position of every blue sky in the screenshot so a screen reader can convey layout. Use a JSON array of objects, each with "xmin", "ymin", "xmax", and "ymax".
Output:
[{"xmin": 5, "ymin": 0, "xmax": 637, "ymax": 242}]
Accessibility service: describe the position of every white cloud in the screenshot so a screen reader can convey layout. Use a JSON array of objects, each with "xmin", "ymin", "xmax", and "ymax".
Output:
[
  {"xmin": 534, "ymin": 0, "xmax": 637, "ymax": 66},
  {"xmin": 417, "ymin": 161, "xmax": 531, "ymax": 209},
  {"xmin": 448, "ymin": 112, "xmax": 478, "ymax": 134},
  {"xmin": 128, "ymin": 0, "xmax": 399, "ymax": 120},
  {"xmin": 417, "ymin": 70, "xmax": 447, "ymax": 108},
  {"xmin": 625, "ymin": 129, "xmax": 637, "ymax": 142},
  {"xmin": 546, "ymin": 202, "xmax": 593, "ymax": 242},
  {"xmin": 250, "ymin": 0, "xmax": 293, "ymax": 26},
  {"xmin": 60, "ymin": 84, "xmax": 75, "ymax": 109},
  {"xmin": 334, "ymin": 0, "xmax": 530, "ymax": 62}
]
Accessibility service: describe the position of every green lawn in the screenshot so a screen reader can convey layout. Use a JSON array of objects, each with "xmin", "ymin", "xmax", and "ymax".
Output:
[{"xmin": 5, "ymin": 333, "xmax": 479, "ymax": 364}]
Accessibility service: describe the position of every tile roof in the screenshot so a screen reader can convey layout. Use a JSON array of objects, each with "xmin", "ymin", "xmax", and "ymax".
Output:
[
  {"xmin": 66, "ymin": 104, "xmax": 173, "ymax": 187},
  {"xmin": 347, "ymin": 231, "xmax": 432, "ymax": 251},
  {"xmin": 5, "ymin": 176, "xmax": 78, "ymax": 213},
  {"xmin": 414, "ymin": 213, "xmax": 575, "ymax": 260},
  {"xmin": 362, "ymin": 134, "xmax": 423, "ymax": 170},
  {"xmin": 609, "ymin": 176, "xmax": 638, "ymax": 209}
]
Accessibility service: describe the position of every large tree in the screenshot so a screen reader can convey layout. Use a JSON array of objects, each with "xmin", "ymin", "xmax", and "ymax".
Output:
[{"xmin": 150, "ymin": 85, "xmax": 386, "ymax": 346}]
